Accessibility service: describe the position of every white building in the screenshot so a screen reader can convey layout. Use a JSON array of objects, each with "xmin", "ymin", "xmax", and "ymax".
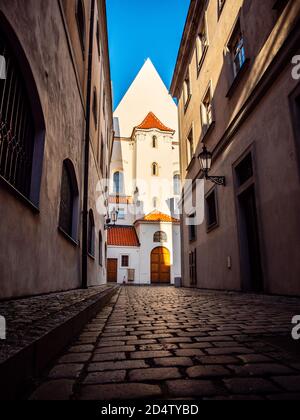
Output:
[{"xmin": 107, "ymin": 59, "xmax": 181, "ymax": 285}]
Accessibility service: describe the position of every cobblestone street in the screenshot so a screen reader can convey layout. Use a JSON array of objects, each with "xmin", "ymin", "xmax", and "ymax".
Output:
[{"xmin": 30, "ymin": 286, "xmax": 300, "ymax": 400}]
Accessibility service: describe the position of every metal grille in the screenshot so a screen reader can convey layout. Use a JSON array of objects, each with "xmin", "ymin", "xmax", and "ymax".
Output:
[{"xmin": 0, "ymin": 28, "xmax": 35, "ymax": 198}]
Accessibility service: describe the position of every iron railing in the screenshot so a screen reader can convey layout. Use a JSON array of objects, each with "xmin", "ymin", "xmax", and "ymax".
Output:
[{"xmin": 0, "ymin": 29, "xmax": 35, "ymax": 198}]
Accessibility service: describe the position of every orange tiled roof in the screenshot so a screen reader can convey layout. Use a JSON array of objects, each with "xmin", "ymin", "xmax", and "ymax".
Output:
[
  {"xmin": 135, "ymin": 211, "xmax": 180, "ymax": 224},
  {"xmin": 108, "ymin": 226, "xmax": 140, "ymax": 247},
  {"xmin": 109, "ymin": 196, "xmax": 133, "ymax": 204},
  {"xmin": 135, "ymin": 112, "xmax": 175, "ymax": 133}
]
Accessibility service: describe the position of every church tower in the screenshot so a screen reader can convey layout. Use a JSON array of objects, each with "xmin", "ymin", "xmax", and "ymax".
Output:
[{"xmin": 107, "ymin": 59, "xmax": 181, "ymax": 285}]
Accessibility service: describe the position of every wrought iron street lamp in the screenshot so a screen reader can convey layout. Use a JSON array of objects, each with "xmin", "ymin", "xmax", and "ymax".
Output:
[
  {"xmin": 198, "ymin": 145, "xmax": 226, "ymax": 186},
  {"xmin": 105, "ymin": 208, "xmax": 119, "ymax": 230}
]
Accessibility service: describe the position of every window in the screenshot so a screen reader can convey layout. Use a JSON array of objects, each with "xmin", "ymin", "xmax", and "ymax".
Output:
[
  {"xmin": 0, "ymin": 22, "xmax": 45, "ymax": 205},
  {"xmin": 153, "ymin": 197, "xmax": 159, "ymax": 208},
  {"xmin": 200, "ymin": 85, "xmax": 214, "ymax": 136},
  {"xmin": 188, "ymin": 213, "xmax": 197, "ymax": 242},
  {"xmin": 196, "ymin": 17, "xmax": 208, "ymax": 71},
  {"xmin": 96, "ymin": 20, "xmax": 101, "ymax": 57},
  {"xmin": 121, "ymin": 255, "xmax": 129, "ymax": 268},
  {"xmin": 187, "ymin": 129, "xmax": 194, "ymax": 165},
  {"xmin": 152, "ymin": 136, "xmax": 158, "ymax": 148},
  {"xmin": 100, "ymin": 136, "xmax": 105, "ymax": 174},
  {"xmin": 59, "ymin": 160, "xmax": 79, "ymax": 240},
  {"xmin": 113, "ymin": 171, "xmax": 124, "ymax": 194},
  {"xmin": 189, "ymin": 250, "xmax": 197, "ymax": 286},
  {"xmin": 76, "ymin": 0, "xmax": 86, "ymax": 54},
  {"xmin": 174, "ymin": 174, "xmax": 181, "ymax": 196},
  {"xmin": 88, "ymin": 210, "xmax": 95, "ymax": 257},
  {"xmin": 154, "ymin": 231, "xmax": 168, "ymax": 243},
  {"xmin": 235, "ymin": 153, "xmax": 254, "ymax": 186},
  {"xmin": 152, "ymin": 163, "xmax": 159, "ymax": 176},
  {"xmin": 183, "ymin": 71, "xmax": 191, "ymax": 108},
  {"xmin": 228, "ymin": 22, "xmax": 246, "ymax": 78},
  {"xmin": 99, "ymin": 231, "xmax": 103, "ymax": 266},
  {"xmin": 118, "ymin": 208, "xmax": 125, "ymax": 220},
  {"xmin": 206, "ymin": 188, "xmax": 218, "ymax": 231},
  {"xmin": 218, "ymin": 0, "xmax": 226, "ymax": 15},
  {"xmin": 273, "ymin": 0, "xmax": 289, "ymax": 16},
  {"xmin": 92, "ymin": 88, "xmax": 98, "ymax": 128},
  {"xmin": 103, "ymin": 90, "xmax": 106, "ymax": 116}
]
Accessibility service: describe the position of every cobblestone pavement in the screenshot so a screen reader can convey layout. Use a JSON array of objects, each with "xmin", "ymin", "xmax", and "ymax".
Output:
[
  {"xmin": 0, "ymin": 285, "xmax": 113, "ymax": 363},
  {"xmin": 30, "ymin": 286, "xmax": 300, "ymax": 400}
]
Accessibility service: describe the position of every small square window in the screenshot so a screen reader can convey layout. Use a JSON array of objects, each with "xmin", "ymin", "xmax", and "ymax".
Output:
[
  {"xmin": 206, "ymin": 189, "xmax": 219, "ymax": 231},
  {"xmin": 121, "ymin": 255, "xmax": 129, "ymax": 267}
]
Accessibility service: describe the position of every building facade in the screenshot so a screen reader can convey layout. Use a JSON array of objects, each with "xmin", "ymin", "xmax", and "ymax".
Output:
[
  {"xmin": 107, "ymin": 60, "xmax": 181, "ymax": 285},
  {"xmin": 171, "ymin": 0, "xmax": 300, "ymax": 296},
  {"xmin": 0, "ymin": 0, "xmax": 113, "ymax": 299}
]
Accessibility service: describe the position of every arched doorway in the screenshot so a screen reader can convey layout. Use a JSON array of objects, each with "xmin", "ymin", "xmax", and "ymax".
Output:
[{"xmin": 151, "ymin": 247, "xmax": 171, "ymax": 284}]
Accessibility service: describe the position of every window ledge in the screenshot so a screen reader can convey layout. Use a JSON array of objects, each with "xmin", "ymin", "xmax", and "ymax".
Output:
[
  {"xmin": 88, "ymin": 253, "xmax": 95, "ymax": 261},
  {"xmin": 201, "ymin": 121, "xmax": 216, "ymax": 143},
  {"xmin": 0, "ymin": 175, "xmax": 40, "ymax": 214},
  {"xmin": 206, "ymin": 221, "xmax": 219, "ymax": 234},
  {"xmin": 186, "ymin": 155, "xmax": 196, "ymax": 172},
  {"xmin": 58, "ymin": 226, "xmax": 79, "ymax": 247},
  {"xmin": 184, "ymin": 95, "xmax": 192, "ymax": 113},
  {"xmin": 226, "ymin": 59, "xmax": 250, "ymax": 99}
]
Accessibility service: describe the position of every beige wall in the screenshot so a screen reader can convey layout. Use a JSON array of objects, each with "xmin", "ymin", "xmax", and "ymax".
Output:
[
  {"xmin": 172, "ymin": 0, "xmax": 300, "ymax": 296},
  {"xmin": 0, "ymin": 0, "xmax": 113, "ymax": 299}
]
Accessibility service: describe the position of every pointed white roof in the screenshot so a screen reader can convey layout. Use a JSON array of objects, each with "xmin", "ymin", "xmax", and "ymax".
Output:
[{"xmin": 114, "ymin": 59, "xmax": 178, "ymax": 140}]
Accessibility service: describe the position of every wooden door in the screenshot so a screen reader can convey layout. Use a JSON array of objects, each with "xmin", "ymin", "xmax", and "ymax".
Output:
[
  {"xmin": 151, "ymin": 247, "xmax": 171, "ymax": 284},
  {"xmin": 107, "ymin": 259, "xmax": 118, "ymax": 283}
]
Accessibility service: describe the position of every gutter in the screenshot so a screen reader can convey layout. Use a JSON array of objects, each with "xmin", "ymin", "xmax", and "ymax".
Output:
[{"xmin": 82, "ymin": 0, "xmax": 96, "ymax": 289}]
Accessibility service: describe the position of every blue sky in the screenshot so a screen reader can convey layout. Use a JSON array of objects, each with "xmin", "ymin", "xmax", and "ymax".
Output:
[{"xmin": 106, "ymin": 0, "xmax": 190, "ymax": 110}]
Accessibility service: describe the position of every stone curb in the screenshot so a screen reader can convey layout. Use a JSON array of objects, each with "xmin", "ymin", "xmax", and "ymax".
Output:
[{"xmin": 0, "ymin": 285, "xmax": 119, "ymax": 400}]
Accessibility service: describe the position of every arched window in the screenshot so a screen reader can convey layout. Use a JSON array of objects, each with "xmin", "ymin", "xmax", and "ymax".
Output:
[
  {"xmin": 59, "ymin": 160, "xmax": 79, "ymax": 240},
  {"xmin": 174, "ymin": 174, "xmax": 181, "ymax": 195},
  {"xmin": 113, "ymin": 171, "xmax": 124, "ymax": 194},
  {"xmin": 154, "ymin": 231, "xmax": 168, "ymax": 243},
  {"xmin": 76, "ymin": 0, "xmax": 86, "ymax": 54},
  {"xmin": 152, "ymin": 163, "xmax": 159, "ymax": 176},
  {"xmin": 152, "ymin": 136, "xmax": 158, "ymax": 148},
  {"xmin": 88, "ymin": 210, "xmax": 95, "ymax": 257},
  {"xmin": 92, "ymin": 88, "xmax": 98, "ymax": 127},
  {"xmin": 99, "ymin": 230, "xmax": 103, "ymax": 266},
  {"xmin": 0, "ymin": 17, "xmax": 45, "ymax": 205},
  {"xmin": 153, "ymin": 197, "xmax": 159, "ymax": 208}
]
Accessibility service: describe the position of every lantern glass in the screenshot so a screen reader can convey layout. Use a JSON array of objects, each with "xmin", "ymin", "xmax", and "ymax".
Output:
[
  {"xmin": 199, "ymin": 146, "xmax": 212, "ymax": 172},
  {"xmin": 111, "ymin": 209, "xmax": 118, "ymax": 224}
]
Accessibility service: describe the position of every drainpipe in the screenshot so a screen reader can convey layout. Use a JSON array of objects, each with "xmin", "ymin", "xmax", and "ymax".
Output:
[{"xmin": 82, "ymin": 0, "xmax": 96, "ymax": 289}]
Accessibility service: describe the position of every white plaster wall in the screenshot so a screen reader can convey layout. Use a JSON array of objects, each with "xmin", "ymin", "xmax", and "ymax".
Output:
[
  {"xmin": 107, "ymin": 246, "xmax": 140, "ymax": 284},
  {"xmin": 134, "ymin": 131, "xmax": 180, "ymax": 217},
  {"xmin": 114, "ymin": 59, "xmax": 178, "ymax": 141}
]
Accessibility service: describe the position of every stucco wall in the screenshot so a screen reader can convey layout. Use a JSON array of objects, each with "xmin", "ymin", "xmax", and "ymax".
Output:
[
  {"xmin": 175, "ymin": 0, "xmax": 300, "ymax": 296},
  {"xmin": 0, "ymin": 0, "xmax": 112, "ymax": 299}
]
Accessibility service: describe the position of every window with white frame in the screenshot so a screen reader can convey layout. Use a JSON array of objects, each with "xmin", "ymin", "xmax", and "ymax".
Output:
[
  {"xmin": 228, "ymin": 22, "xmax": 246, "ymax": 78},
  {"xmin": 187, "ymin": 129, "xmax": 194, "ymax": 165},
  {"xmin": 183, "ymin": 71, "xmax": 191, "ymax": 107},
  {"xmin": 200, "ymin": 85, "xmax": 214, "ymax": 135},
  {"xmin": 196, "ymin": 16, "xmax": 209, "ymax": 70}
]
